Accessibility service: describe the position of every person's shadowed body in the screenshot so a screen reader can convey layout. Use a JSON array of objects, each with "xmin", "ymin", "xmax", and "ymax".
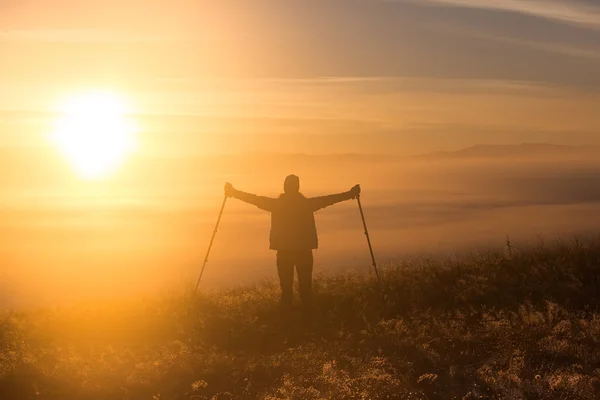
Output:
[{"xmin": 225, "ymin": 175, "xmax": 360, "ymax": 320}]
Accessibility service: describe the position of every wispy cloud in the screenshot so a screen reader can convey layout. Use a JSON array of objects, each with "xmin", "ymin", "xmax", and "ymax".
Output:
[
  {"xmin": 442, "ymin": 24, "xmax": 600, "ymax": 61},
  {"xmin": 487, "ymin": 35, "xmax": 600, "ymax": 60},
  {"xmin": 0, "ymin": 29, "xmax": 198, "ymax": 43},
  {"xmin": 409, "ymin": 0, "xmax": 600, "ymax": 28}
]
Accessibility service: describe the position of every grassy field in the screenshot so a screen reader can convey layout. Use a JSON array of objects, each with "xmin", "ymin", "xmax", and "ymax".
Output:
[{"xmin": 2, "ymin": 237, "xmax": 600, "ymax": 399}]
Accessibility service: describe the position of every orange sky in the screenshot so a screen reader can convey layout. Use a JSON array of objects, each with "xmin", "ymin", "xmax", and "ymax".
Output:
[{"xmin": 2, "ymin": 1, "xmax": 600, "ymax": 155}]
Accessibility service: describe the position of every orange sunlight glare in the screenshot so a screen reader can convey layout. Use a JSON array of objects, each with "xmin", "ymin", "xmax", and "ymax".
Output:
[{"xmin": 50, "ymin": 91, "xmax": 138, "ymax": 180}]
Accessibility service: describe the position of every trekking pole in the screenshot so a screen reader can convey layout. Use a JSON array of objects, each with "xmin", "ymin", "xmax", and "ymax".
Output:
[
  {"xmin": 356, "ymin": 195, "xmax": 382, "ymax": 288},
  {"xmin": 194, "ymin": 196, "xmax": 228, "ymax": 294}
]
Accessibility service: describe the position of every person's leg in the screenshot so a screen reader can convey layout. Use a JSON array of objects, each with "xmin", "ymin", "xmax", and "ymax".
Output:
[
  {"xmin": 296, "ymin": 249, "xmax": 314, "ymax": 315},
  {"xmin": 276, "ymin": 250, "xmax": 295, "ymax": 311}
]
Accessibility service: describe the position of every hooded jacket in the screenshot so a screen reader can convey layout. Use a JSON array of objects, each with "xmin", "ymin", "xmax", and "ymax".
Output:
[{"xmin": 231, "ymin": 189, "xmax": 354, "ymax": 251}]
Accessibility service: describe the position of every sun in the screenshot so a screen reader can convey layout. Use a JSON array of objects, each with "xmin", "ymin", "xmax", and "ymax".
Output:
[{"xmin": 51, "ymin": 91, "xmax": 138, "ymax": 180}]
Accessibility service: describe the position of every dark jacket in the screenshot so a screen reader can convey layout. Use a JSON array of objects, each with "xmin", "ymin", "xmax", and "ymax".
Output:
[{"xmin": 232, "ymin": 190, "xmax": 353, "ymax": 251}]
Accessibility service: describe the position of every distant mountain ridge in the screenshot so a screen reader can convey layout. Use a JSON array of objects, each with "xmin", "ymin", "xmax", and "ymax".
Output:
[{"xmin": 416, "ymin": 143, "xmax": 600, "ymax": 159}]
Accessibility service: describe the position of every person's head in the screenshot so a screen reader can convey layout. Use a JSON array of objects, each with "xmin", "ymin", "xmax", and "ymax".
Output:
[{"xmin": 283, "ymin": 174, "xmax": 300, "ymax": 194}]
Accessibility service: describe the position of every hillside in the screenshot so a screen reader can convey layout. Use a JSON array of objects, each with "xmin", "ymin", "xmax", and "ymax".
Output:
[
  {"xmin": 416, "ymin": 143, "xmax": 600, "ymax": 160},
  {"xmin": 1, "ymin": 237, "xmax": 600, "ymax": 399}
]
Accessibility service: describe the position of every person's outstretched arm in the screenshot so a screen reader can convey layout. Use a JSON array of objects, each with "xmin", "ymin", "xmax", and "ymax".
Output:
[
  {"xmin": 309, "ymin": 185, "xmax": 361, "ymax": 212},
  {"xmin": 225, "ymin": 183, "xmax": 277, "ymax": 212}
]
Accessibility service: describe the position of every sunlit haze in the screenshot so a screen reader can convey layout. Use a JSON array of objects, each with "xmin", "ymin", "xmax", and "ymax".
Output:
[{"xmin": 1, "ymin": 0, "xmax": 600, "ymax": 306}]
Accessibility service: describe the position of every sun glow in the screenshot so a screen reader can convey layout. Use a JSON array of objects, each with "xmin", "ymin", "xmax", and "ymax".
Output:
[{"xmin": 51, "ymin": 91, "xmax": 138, "ymax": 180}]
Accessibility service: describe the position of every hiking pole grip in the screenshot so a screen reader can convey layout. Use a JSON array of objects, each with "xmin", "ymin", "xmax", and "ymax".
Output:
[
  {"xmin": 194, "ymin": 195, "xmax": 228, "ymax": 294},
  {"xmin": 356, "ymin": 195, "xmax": 382, "ymax": 287}
]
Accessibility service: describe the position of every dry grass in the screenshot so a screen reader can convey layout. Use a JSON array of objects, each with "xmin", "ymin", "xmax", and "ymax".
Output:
[{"xmin": 1, "ymin": 237, "xmax": 600, "ymax": 399}]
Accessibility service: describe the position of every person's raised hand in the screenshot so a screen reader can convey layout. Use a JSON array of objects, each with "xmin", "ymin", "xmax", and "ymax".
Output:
[
  {"xmin": 350, "ymin": 184, "xmax": 361, "ymax": 199},
  {"xmin": 224, "ymin": 182, "xmax": 235, "ymax": 197}
]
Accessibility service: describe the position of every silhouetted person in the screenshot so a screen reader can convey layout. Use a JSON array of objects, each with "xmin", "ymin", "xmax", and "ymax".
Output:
[{"xmin": 225, "ymin": 176, "xmax": 360, "ymax": 316}]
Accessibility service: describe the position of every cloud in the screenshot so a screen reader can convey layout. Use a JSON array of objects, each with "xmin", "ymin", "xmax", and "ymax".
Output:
[
  {"xmin": 409, "ymin": 0, "xmax": 600, "ymax": 29},
  {"xmin": 0, "ymin": 29, "xmax": 197, "ymax": 43},
  {"xmin": 486, "ymin": 35, "xmax": 600, "ymax": 60},
  {"xmin": 444, "ymin": 25, "xmax": 600, "ymax": 61}
]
